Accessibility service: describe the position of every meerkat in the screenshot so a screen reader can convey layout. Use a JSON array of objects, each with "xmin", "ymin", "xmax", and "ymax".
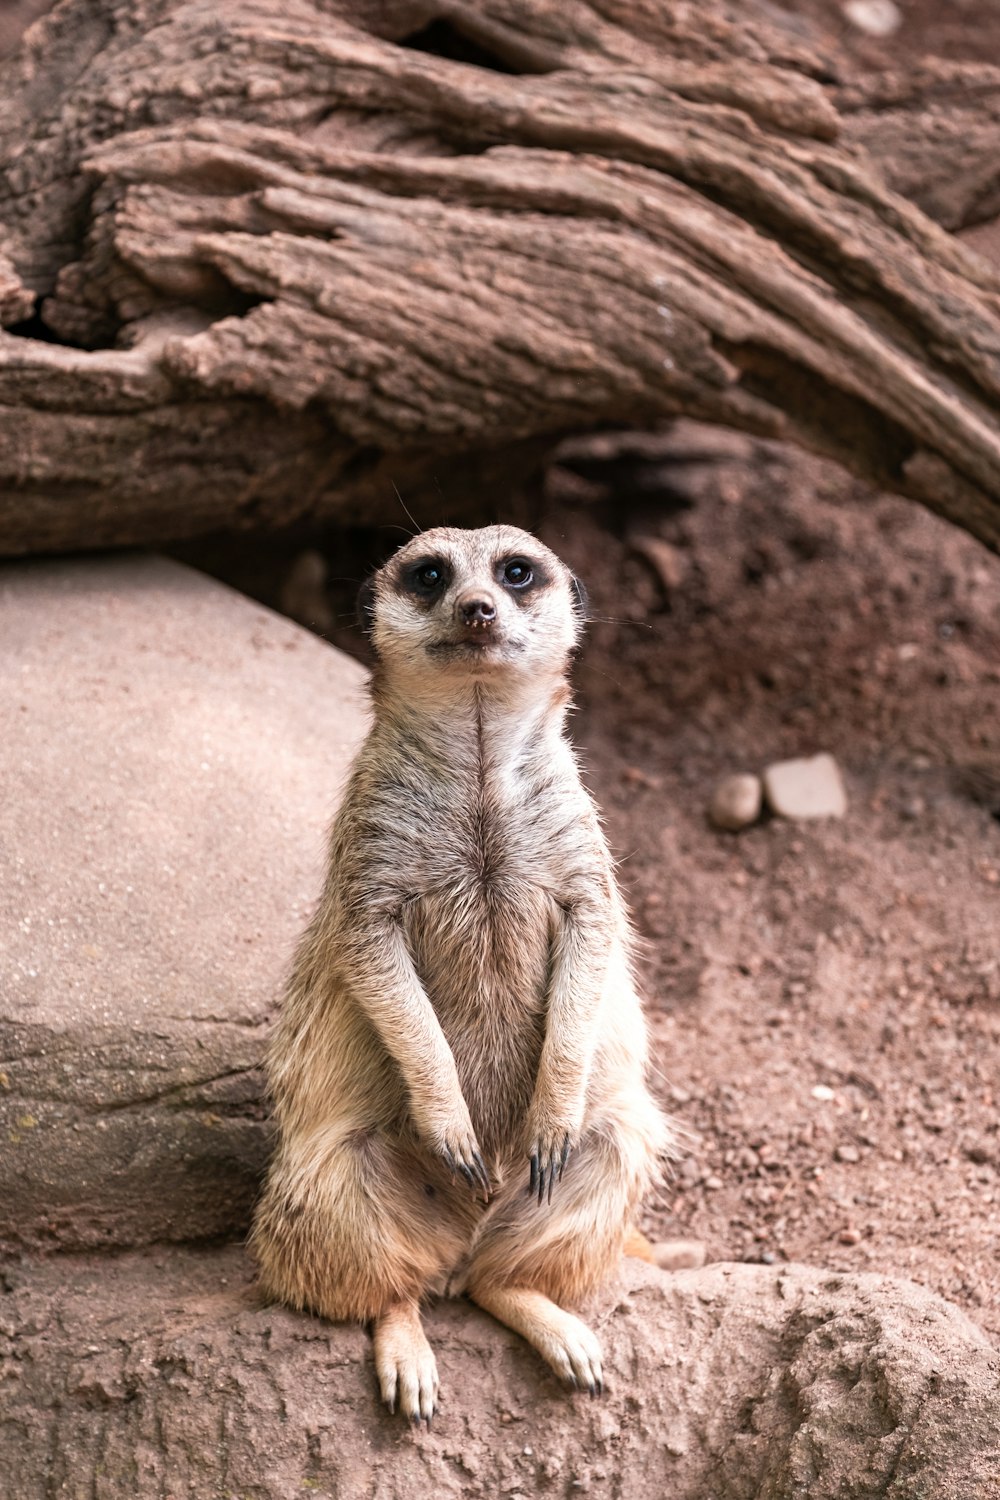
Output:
[{"xmin": 250, "ymin": 523, "xmax": 671, "ymax": 1424}]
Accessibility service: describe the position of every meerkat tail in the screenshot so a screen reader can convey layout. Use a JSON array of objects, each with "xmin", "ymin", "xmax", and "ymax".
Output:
[
  {"xmin": 622, "ymin": 1226, "xmax": 656, "ymax": 1263},
  {"xmin": 373, "ymin": 1300, "xmax": 440, "ymax": 1427},
  {"xmin": 469, "ymin": 1285, "xmax": 603, "ymax": 1395}
]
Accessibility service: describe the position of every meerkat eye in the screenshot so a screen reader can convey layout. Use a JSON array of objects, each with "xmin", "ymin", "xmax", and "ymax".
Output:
[
  {"xmin": 502, "ymin": 558, "xmax": 533, "ymax": 588},
  {"xmin": 410, "ymin": 559, "xmax": 447, "ymax": 593}
]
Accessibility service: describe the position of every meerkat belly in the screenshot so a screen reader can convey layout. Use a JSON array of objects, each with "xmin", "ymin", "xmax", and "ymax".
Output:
[{"xmin": 403, "ymin": 877, "xmax": 554, "ymax": 1160}]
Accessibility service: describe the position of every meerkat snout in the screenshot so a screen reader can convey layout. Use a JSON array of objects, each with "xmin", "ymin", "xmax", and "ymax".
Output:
[{"xmin": 457, "ymin": 592, "xmax": 497, "ymax": 631}]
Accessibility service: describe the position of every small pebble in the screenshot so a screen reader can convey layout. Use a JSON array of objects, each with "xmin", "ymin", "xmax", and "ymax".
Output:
[
  {"xmin": 704, "ymin": 1174, "xmax": 724, "ymax": 1191},
  {"xmin": 838, "ymin": 1227, "xmax": 862, "ymax": 1245},
  {"xmin": 811, "ymin": 1084, "xmax": 836, "ymax": 1102},
  {"xmin": 842, "ymin": 0, "xmax": 901, "ymax": 36},
  {"xmin": 834, "ymin": 1144, "xmax": 860, "ymax": 1164},
  {"xmin": 763, "ymin": 753, "xmax": 847, "ymax": 821},
  {"xmin": 709, "ymin": 772, "xmax": 763, "ymax": 832}
]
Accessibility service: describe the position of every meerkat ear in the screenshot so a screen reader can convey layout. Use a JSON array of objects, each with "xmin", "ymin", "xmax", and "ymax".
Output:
[
  {"xmin": 357, "ymin": 575, "xmax": 377, "ymax": 636},
  {"xmin": 569, "ymin": 574, "xmax": 589, "ymax": 624}
]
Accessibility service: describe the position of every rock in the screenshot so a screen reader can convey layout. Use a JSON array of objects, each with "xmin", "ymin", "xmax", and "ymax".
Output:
[
  {"xmin": 842, "ymin": 0, "xmax": 902, "ymax": 38},
  {"xmin": 835, "ymin": 1144, "xmax": 861, "ymax": 1163},
  {"xmin": 709, "ymin": 772, "xmax": 763, "ymax": 832},
  {"xmin": 3, "ymin": 1249, "xmax": 999, "ymax": 1499},
  {"xmin": 650, "ymin": 1239, "xmax": 708, "ymax": 1271},
  {"xmin": 763, "ymin": 753, "xmax": 848, "ymax": 821},
  {"xmin": 0, "ymin": 556, "xmax": 368, "ymax": 1252}
]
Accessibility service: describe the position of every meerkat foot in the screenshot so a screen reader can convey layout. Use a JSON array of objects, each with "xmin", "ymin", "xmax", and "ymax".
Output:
[
  {"xmin": 373, "ymin": 1300, "xmax": 440, "ymax": 1427},
  {"xmin": 470, "ymin": 1285, "xmax": 603, "ymax": 1396}
]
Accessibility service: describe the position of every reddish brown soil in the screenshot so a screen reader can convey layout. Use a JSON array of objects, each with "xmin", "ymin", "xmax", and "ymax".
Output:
[{"xmin": 543, "ymin": 430, "xmax": 1000, "ymax": 1338}]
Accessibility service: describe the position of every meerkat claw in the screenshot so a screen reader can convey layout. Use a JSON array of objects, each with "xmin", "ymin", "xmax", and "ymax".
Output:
[
  {"xmin": 470, "ymin": 1150, "xmax": 492, "ymax": 1199},
  {"xmin": 474, "ymin": 1151, "xmax": 493, "ymax": 1196},
  {"xmin": 528, "ymin": 1135, "xmax": 574, "ymax": 1204}
]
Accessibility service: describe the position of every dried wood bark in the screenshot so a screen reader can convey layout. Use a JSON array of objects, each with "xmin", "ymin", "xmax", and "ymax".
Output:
[{"xmin": 1, "ymin": 0, "xmax": 999, "ymax": 554}]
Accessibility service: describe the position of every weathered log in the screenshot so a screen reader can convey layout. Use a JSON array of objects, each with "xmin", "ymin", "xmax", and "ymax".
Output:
[
  {"xmin": 838, "ymin": 60, "xmax": 1000, "ymax": 232},
  {"xmin": 1, "ymin": 0, "xmax": 1000, "ymax": 554}
]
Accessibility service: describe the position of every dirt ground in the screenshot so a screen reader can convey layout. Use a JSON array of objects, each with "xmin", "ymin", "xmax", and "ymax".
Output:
[{"xmin": 542, "ymin": 431, "xmax": 1000, "ymax": 1340}]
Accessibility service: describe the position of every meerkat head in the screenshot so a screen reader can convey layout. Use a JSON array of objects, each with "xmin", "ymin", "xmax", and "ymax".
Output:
[{"xmin": 361, "ymin": 525, "xmax": 587, "ymax": 692}]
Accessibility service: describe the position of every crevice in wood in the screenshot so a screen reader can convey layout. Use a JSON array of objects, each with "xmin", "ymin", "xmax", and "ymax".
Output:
[
  {"xmin": 723, "ymin": 342, "xmax": 915, "ymax": 484},
  {"xmin": 5, "ymin": 299, "xmax": 79, "ymax": 348},
  {"xmin": 397, "ymin": 16, "xmax": 553, "ymax": 76}
]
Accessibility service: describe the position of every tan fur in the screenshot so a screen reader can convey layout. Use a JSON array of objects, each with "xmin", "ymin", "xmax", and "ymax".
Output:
[{"xmin": 250, "ymin": 524, "xmax": 672, "ymax": 1421}]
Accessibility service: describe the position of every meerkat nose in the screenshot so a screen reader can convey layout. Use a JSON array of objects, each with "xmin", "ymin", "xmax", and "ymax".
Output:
[{"xmin": 458, "ymin": 594, "xmax": 497, "ymax": 629}]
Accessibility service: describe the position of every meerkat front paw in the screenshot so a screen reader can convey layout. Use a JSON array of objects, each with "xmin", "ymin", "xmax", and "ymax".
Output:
[
  {"xmin": 527, "ymin": 1130, "xmax": 574, "ymax": 1204},
  {"xmin": 525, "ymin": 1100, "xmax": 582, "ymax": 1203},
  {"xmin": 413, "ymin": 1097, "xmax": 492, "ymax": 1200}
]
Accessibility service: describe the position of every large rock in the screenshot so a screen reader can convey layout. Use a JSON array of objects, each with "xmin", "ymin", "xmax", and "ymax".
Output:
[
  {"xmin": 0, "ymin": 556, "xmax": 368, "ymax": 1251},
  {"xmin": 2, "ymin": 1248, "xmax": 998, "ymax": 1499}
]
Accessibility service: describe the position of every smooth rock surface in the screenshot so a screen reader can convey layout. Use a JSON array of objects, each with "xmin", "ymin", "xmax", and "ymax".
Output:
[
  {"xmin": 763, "ymin": 753, "xmax": 848, "ymax": 821},
  {"xmin": 709, "ymin": 772, "xmax": 763, "ymax": 831},
  {"xmin": 0, "ymin": 555, "xmax": 369, "ymax": 1251},
  {"xmin": 2, "ymin": 1248, "xmax": 999, "ymax": 1500}
]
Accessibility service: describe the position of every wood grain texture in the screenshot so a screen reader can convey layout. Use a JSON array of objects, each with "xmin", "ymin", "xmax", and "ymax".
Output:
[{"xmin": 1, "ymin": 0, "xmax": 999, "ymax": 552}]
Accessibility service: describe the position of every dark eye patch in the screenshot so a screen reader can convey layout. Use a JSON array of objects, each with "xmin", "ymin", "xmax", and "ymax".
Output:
[
  {"xmin": 402, "ymin": 557, "xmax": 450, "ymax": 597},
  {"xmin": 497, "ymin": 556, "xmax": 547, "ymax": 594}
]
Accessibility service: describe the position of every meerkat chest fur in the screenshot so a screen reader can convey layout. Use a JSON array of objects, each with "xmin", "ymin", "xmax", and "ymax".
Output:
[{"xmin": 364, "ymin": 684, "xmax": 597, "ymax": 1156}]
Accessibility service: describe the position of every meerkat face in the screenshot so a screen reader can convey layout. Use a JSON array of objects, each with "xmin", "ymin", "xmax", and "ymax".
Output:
[{"xmin": 364, "ymin": 525, "xmax": 587, "ymax": 686}]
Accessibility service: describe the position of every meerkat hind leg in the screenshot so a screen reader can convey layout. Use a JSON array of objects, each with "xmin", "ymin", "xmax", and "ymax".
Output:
[
  {"xmin": 469, "ymin": 1284, "xmax": 603, "ymax": 1396},
  {"xmin": 373, "ymin": 1299, "xmax": 440, "ymax": 1426}
]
